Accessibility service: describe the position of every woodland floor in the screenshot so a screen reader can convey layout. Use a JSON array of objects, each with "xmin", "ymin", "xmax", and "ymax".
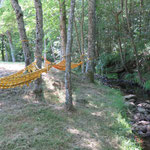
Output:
[{"xmin": 0, "ymin": 62, "xmax": 142, "ymax": 150}]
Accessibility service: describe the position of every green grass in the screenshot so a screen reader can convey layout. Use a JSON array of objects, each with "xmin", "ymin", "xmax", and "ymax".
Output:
[{"xmin": 0, "ymin": 63, "xmax": 142, "ymax": 150}]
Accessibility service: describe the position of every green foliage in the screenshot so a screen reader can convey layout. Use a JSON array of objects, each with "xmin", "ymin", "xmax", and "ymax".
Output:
[
  {"xmin": 143, "ymin": 80, "xmax": 150, "ymax": 90},
  {"xmin": 106, "ymin": 73, "xmax": 118, "ymax": 79},
  {"xmin": 96, "ymin": 52, "xmax": 121, "ymax": 74},
  {"xmin": 124, "ymin": 72, "xmax": 141, "ymax": 84}
]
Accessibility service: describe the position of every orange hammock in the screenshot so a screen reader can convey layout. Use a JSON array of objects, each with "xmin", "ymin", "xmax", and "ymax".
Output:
[
  {"xmin": 44, "ymin": 59, "xmax": 83, "ymax": 71},
  {"xmin": 0, "ymin": 59, "xmax": 83, "ymax": 89}
]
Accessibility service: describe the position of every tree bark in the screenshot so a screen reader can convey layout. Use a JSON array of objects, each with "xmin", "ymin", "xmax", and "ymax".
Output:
[
  {"xmin": 113, "ymin": 11, "xmax": 128, "ymax": 72},
  {"xmin": 11, "ymin": 0, "xmax": 31, "ymax": 66},
  {"xmin": 6, "ymin": 31, "xmax": 15, "ymax": 62},
  {"xmin": 59, "ymin": 0, "xmax": 67, "ymax": 59},
  {"xmin": 81, "ymin": 0, "xmax": 85, "ymax": 73},
  {"xmin": 0, "ymin": 0, "xmax": 5, "ymax": 8},
  {"xmin": 74, "ymin": 18, "xmax": 81, "ymax": 54},
  {"xmin": 65, "ymin": 0, "xmax": 76, "ymax": 111},
  {"xmin": 50, "ymin": 40, "xmax": 56, "ymax": 62},
  {"xmin": 4, "ymin": 39, "xmax": 8, "ymax": 61},
  {"xmin": 1, "ymin": 35, "xmax": 5, "ymax": 61},
  {"xmin": 34, "ymin": 0, "xmax": 44, "ymax": 99},
  {"xmin": 86, "ymin": 0, "xmax": 96, "ymax": 83},
  {"xmin": 125, "ymin": 0, "xmax": 143, "ymax": 82},
  {"xmin": 44, "ymin": 38, "xmax": 47, "ymax": 64}
]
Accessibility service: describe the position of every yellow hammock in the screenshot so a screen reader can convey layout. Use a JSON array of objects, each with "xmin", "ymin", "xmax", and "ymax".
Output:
[{"xmin": 0, "ymin": 59, "xmax": 82, "ymax": 89}]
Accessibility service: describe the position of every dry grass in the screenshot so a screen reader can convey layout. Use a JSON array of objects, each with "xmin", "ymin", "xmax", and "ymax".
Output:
[{"xmin": 0, "ymin": 62, "xmax": 141, "ymax": 150}]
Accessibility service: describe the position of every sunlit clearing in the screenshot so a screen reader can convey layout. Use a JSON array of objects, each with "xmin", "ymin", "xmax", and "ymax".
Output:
[{"xmin": 91, "ymin": 111, "xmax": 103, "ymax": 117}]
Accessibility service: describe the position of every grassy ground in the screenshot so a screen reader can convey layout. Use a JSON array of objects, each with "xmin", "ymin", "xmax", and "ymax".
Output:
[{"xmin": 0, "ymin": 62, "xmax": 142, "ymax": 150}]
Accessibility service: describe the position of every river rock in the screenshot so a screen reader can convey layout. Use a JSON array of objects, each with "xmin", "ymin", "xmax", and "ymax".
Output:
[
  {"xmin": 137, "ymin": 107, "xmax": 146, "ymax": 113},
  {"xmin": 146, "ymin": 115, "xmax": 150, "ymax": 121},
  {"xmin": 146, "ymin": 100, "xmax": 150, "ymax": 104},
  {"xmin": 138, "ymin": 120, "xmax": 150, "ymax": 125},
  {"xmin": 147, "ymin": 125, "xmax": 150, "ymax": 132},
  {"xmin": 134, "ymin": 113, "xmax": 145, "ymax": 121},
  {"xmin": 125, "ymin": 101, "xmax": 135, "ymax": 108},
  {"xmin": 139, "ymin": 131, "xmax": 150, "ymax": 137},
  {"xmin": 129, "ymin": 99, "xmax": 136, "ymax": 103},
  {"xmin": 124, "ymin": 94, "xmax": 137, "ymax": 100},
  {"xmin": 137, "ymin": 103, "xmax": 150, "ymax": 109}
]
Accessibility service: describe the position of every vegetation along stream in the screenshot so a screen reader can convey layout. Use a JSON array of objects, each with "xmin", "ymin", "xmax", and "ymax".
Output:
[{"xmin": 95, "ymin": 75, "xmax": 150, "ymax": 150}]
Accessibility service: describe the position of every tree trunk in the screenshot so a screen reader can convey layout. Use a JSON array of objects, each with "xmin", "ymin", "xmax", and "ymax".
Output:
[
  {"xmin": 1, "ymin": 35, "xmax": 5, "ymax": 61},
  {"xmin": 114, "ymin": 11, "xmax": 128, "ymax": 72},
  {"xmin": 65, "ymin": 0, "xmax": 76, "ymax": 111},
  {"xmin": 4, "ymin": 39, "xmax": 8, "ymax": 61},
  {"xmin": 34, "ymin": 0, "xmax": 44, "ymax": 99},
  {"xmin": 44, "ymin": 38, "xmax": 47, "ymax": 64},
  {"xmin": 74, "ymin": 18, "xmax": 81, "ymax": 54},
  {"xmin": 125, "ymin": 0, "xmax": 143, "ymax": 82},
  {"xmin": 6, "ymin": 30, "xmax": 15, "ymax": 62},
  {"xmin": 0, "ymin": 0, "xmax": 5, "ymax": 8},
  {"xmin": 81, "ymin": 0, "xmax": 85, "ymax": 73},
  {"xmin": 50, "ymin": 40, "xmax": 56, "ymax": 62},
  {"xmin": 86, "ymin": 0, "xmax": 96, "ymax": 83},
  {"xmin": 11, "ymin": 0, "xmax": 31, "ymax": 66},
  {"xmin": 59, "ymin": 0, "xmax": 67, "ymax": 59}
]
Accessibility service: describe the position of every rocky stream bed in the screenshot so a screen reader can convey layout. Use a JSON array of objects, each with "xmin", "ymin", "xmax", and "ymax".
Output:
[{"xmin": 95, "ymin": 75, "xmax": 150, "ymax": 150}]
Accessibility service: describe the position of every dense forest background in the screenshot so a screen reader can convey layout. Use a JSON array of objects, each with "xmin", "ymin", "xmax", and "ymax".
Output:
[{"xmin": 1, "ymin": 0, "xmax": 150, "ymax": 89}]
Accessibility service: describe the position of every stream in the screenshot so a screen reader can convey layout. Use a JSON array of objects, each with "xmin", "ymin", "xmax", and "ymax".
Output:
[{"xmin": 95, "ymin": 75, "xmax": 150, "ymax": 150}]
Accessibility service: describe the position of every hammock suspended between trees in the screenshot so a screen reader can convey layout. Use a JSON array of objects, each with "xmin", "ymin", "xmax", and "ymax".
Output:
[{"xmin": 0, "ymin": 59, "xmax": 83, "ymax": 89}]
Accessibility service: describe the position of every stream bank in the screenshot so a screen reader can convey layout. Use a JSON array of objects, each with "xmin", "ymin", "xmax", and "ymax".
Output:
[{"xmin": 95, "ymin": 74, "xmax": 150, "ymax": 150}]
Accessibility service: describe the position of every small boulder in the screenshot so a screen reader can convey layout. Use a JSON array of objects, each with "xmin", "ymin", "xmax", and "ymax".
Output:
[
  {"xmin": 129, "ymin": 99, "xmax": 136, "ymax": 103},
  {"xmin": 146, "ymin": 115, "xmax": 150, "ymax": 121},
  {"xmin": 147, "ymin": 125, "xmax": 150, "ymax": 132},
  {"xmin": 138, "ymin": 120, "xmax": 150, "ymax": 125},
  {"xmin": 124, "ymin": 94, "xmax": 137, "ymax": 100},
  {"xmin": 146, "ymin": 100, "xmax": 150, "ymax": 104},
  {"xmin": 137, "ymin": 107, "xmax": 146, "ymax": 113},
  {"xmin": 125, "ymin": 101, "xmax": 135, "ymax": 108},
  {"xmin": 134, "ymin": 113, "xmax": 145, "ymax": 121},
  {"xmin": 137, "ymin": 103, "xmax": 150, "ymax": 109}
]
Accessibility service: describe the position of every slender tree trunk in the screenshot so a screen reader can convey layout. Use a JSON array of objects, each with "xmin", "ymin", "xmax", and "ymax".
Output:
[
  {"xmin": 125, "ymin": 0, "xmax": 143, "ymax": 82},
  {"xmin": 59, "ymin": 0, "xmax": 67, "ymax": 59},
  {"xmin": 50, "ymin": 40, "xmax": 56, "ymax": 62},
  {"xmin": 44, "ymin": 38, "xmax": 47, "ymax": 64},
  {"xmin": 6, "ymin": 31, "xmax": 15, "ymax": 62},
  {"xmin": 139, "ymin": 0, "xmax": 144, "ymax": 38},
  {"xmin": 114, "ymin": 11, "xmax": 128, "ymax": 72},
  {"xmin": 81, "ymin": 0, "xmax": 85, "ymax": 73},
  {"xmin": 86, "ymin": 0, "xmax": 96, "ymax": 83},
  {"xmin": 11, "ymin": 0, "xmax": 31, "ymax": 66},
  {"xmin": 65, "ymin": 0, "xmax": 76, "ymax": 111},
  {"xmin": 1, "ymin": 35, "xmax": 5, "ymax": 61},
  {"xmin": 0, "ymin": 0, "xmax": 5, "ymax": 8},
  {"xmin": 34, "ymin": 0, "xmax": 44, "ymax": 99},
  {"xmin": 4, "ymin": 39, "xmax": 8, "ymax": 61},
  {"xmin": 96, "ymin": 17, "xmax": 100, "ymax": 57},
  {"xmin": 74, "ymin": 18, "xmax": 81, "ymax": 54}
]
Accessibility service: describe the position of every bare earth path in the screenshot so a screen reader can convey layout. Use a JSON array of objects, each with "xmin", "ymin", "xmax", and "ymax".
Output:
[{"xmin": 0, "ymin": 62, "xmax": 141, "ymax": 150}]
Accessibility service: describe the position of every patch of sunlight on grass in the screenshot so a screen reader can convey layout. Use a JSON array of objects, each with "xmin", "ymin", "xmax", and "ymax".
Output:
[
  {"xmin": 88, "ymin": 102, "xmax": 99, "ymax": 108},
  {"xmin": 67, "ymin": 127, "xmax": 102, "ymax": 150},
  {"xmin": 117, "ymin": 113, "xmax": 131, "ymax": 133},
  {"xmin": 120, "ymin": 136, "xmax": 142, "ymax": 150}
]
